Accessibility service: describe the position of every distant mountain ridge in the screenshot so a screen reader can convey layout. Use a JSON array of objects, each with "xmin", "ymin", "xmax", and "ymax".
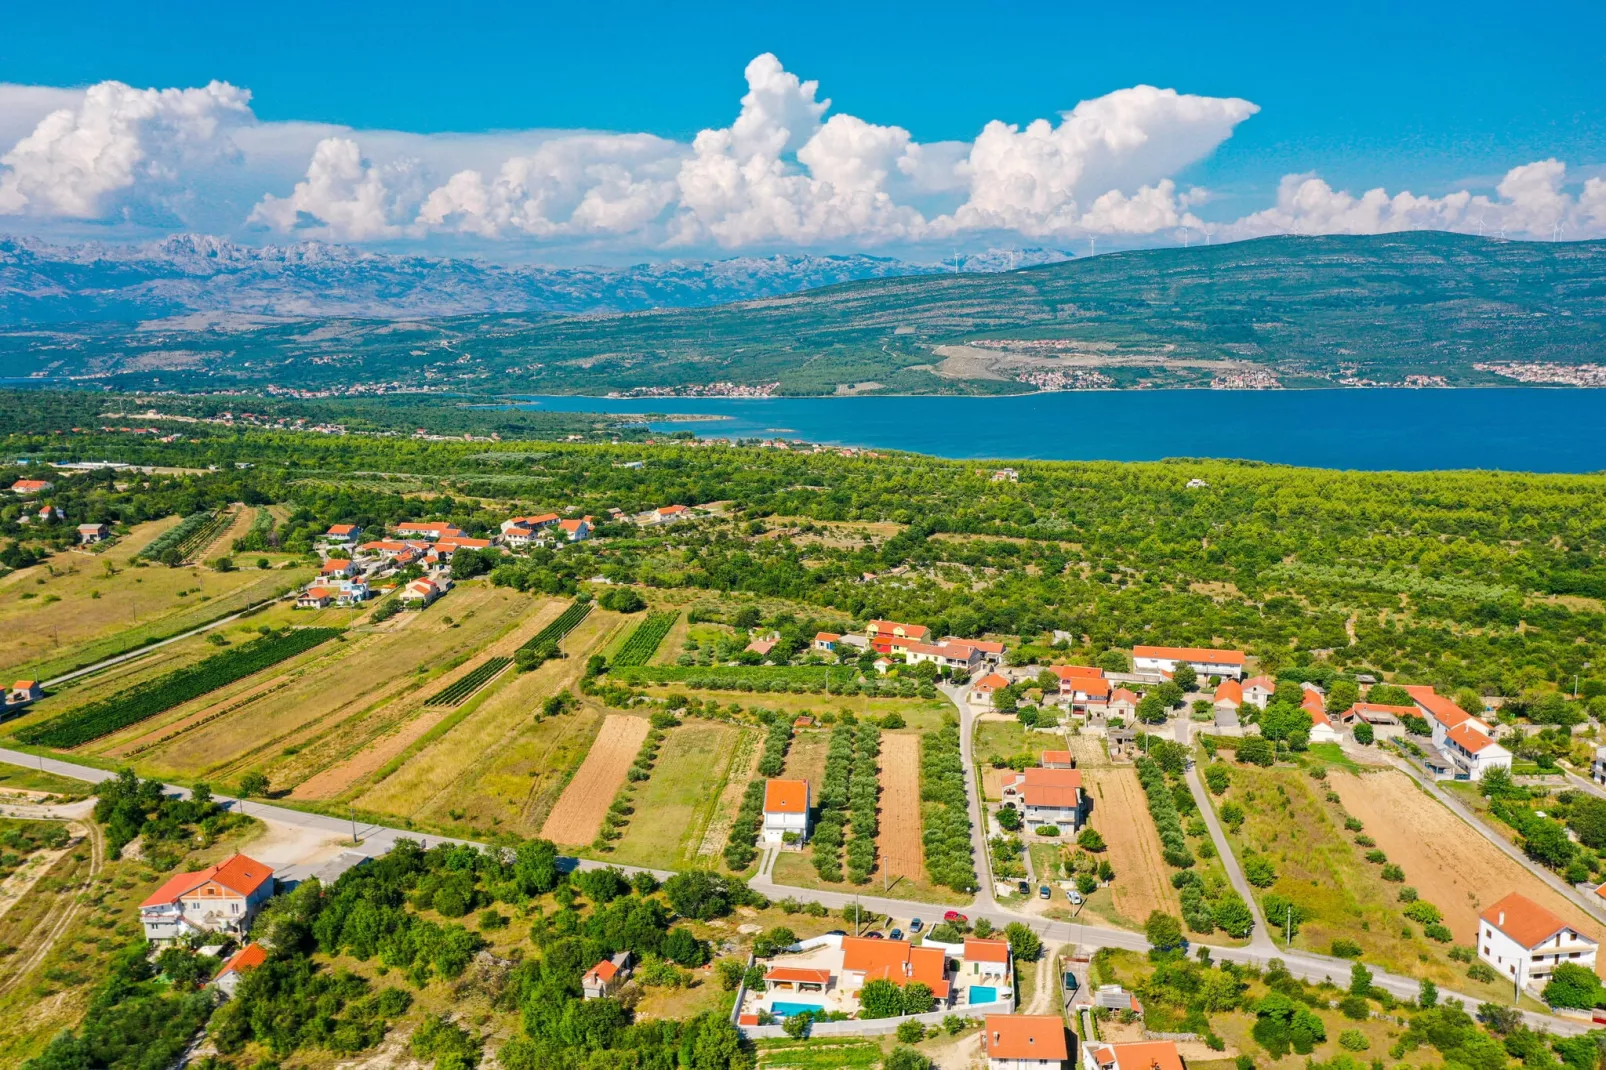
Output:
[{"xmin": 0, "ymin": 234, "xmax": 1072, "ymax": 323}]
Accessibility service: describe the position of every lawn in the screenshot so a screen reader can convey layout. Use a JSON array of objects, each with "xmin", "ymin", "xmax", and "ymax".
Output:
[
  {"xmin": 0, "ymin": 763, "xmax": 93, "ymax": 796},
  {"xmin": 609, "ymin": 721, "xmax": 752, "ymax": 869},
  {"xmin": 641, "ymin": 687, "xmax": 952, "ymax": 730},
  {"xmin": 1302, "ymin": 742, "xmax": 1363, "ymax": 774}
]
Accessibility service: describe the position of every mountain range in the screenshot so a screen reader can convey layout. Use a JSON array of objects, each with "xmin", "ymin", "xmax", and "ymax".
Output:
[
  {"xmin": 0, "ymin": 233, "xmax": 1070, "ymax": 323},
  {"xmin": 1, "ymin": 232, "xmax": 1602, "ymax": 396}
]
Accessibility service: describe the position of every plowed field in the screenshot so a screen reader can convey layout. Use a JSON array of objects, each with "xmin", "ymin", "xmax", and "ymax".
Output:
[{"xmin": 540, "ymin": 714, "xmax": 651, "ymax": 845}]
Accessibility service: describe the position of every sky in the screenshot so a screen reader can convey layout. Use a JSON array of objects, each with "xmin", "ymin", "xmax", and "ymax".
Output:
[{"xmin": 1, "ymin": 0, "xmax": 1603, "ymax": 263}]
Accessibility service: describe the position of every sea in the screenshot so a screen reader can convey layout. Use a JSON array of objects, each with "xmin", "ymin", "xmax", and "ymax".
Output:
[{"xmin": 508, "ymin": 389, "xmax": 1606, "ymax": 473}]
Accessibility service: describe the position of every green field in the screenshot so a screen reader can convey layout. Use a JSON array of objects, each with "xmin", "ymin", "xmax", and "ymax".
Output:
[{"xmin": 609, "ymin": 721, "xmax": 752, "ymax": 869}]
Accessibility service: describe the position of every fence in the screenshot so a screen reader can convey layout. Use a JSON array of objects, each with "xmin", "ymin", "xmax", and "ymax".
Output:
[{"xmin": 735, "ymin": 997, "xmax": 1017, "ymax": 1040}]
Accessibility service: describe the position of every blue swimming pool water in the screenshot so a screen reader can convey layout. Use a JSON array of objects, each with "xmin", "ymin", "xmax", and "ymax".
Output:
[
  {"xmin": 770, "ymin": 1001, "xmax": 823, "ymax": 1018},
  {"xmin": 969, "ymin": 985, "xmax": 997, "ymax": 1004}
]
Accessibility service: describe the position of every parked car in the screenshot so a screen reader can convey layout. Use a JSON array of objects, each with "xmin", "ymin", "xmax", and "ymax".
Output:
[
  {"xmin": 865, "ymin": 931, "xmax": 884, "ymax": 939},
  {"xmin": 1039, "ymin": 885, "xmax": 1052, "ymax": 900},
  {"xmin": 943, "ymin": 910, "xmax": 968, "ymax": 922},
  {"xmin": 1016, "ymin": 881, "xmax": 1031, "ymax": 895},
  {"xmin": 824, "ymin": 929, "xmax": 846, "ymax": 937},
  {"xmin": 1068, "ymin": 888, "xmax": 1084, "ymax": 905},
  {"xmin": 909, "ymin": 918, "xmax": 923, "ymax": 932},
  {"xmin": 890, "ymin": 928, "xmax": 903, "ymax": 941}
]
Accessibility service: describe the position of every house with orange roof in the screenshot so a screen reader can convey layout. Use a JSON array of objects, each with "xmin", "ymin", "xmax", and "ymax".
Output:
[
  {"xmin": 320, "ymin": 557, "xmax": 356, "ymax": 578},
  {"xmin": 77, "ymin": 522, "xmax": 110, "ymax": 544},
  {"xmin": 1105, "ymin": 687, "xmax": 1139, "ymax": 722},
  {"xmin": 762, "ymin": 779, "xmax": 810, "ymax": 844},
  {"xmin": 582, "ymin": 951, "xmax": 633, "ymax": 998},
  {"xmin": 1085, "ymin": 1039, "xmax": 1183, "ymax": 1070},
  {"xmin": 395, "ymin": 521, "xmax": 464, "ymax": 541},
  {"xmin": 1050, "ymin": 667, "xmax": 1112, "ymax": 712},
  {"xmin": 1405, "ymin": 685, "xmax": 1512, "ymax": 781},
  {"xmin": 1001, "ymin": 768, "xmax": 1084, "ymax": 829},
  {"xmin": 1308, "ymin": 704, "xmax": 1341, "ymax": 744},
  {"xmin": 214, "ymin": 942, "xmax": 268, "ymax": 998},
  {"xmin": 1132, "ymin": 646, "xmax": 1246, "ymax": 681},
  {"xmin": 322, "ymin": 523, "xmax": 361, "ymax": 545},
  {"xmin": 649, "ymin": 504, "xmax": 693, "ymax": 525},
  {"xmin": 813, "ymin": 631, "xmax": 841, "ymax": 653},
  {"xmin": 558, "ymin": 517, "xmax": 592, "ymax": 541},
  {"xmin": 401, "ymin": 578, "xmax": 444, "ymax": 606},
  {"xmin": 970, "ymin": 672, "xmax": 1011, "ymax": 706},
  {"xmin": 904, "ymin": 640, "xmax": 983, "ymax": 674},
  {"xmin": 1478, "ymin": 892, "xmax": 1597, "ymax": 990},
  {"xmin": 1213, "ymin": 679, "xmax": 1242, "ymax": 712},
  {"xmin": 296, "ymin": 587, "xmax": 334, "ymax": 610},
  {"xmin": 1040, "ymin": 750, "xmax": 1074, "ymax": 770},
  {"xmin": 867, "ymin": 620, "xmax": 930, "ymax": 654},
  {"xmin": 840, "ymin": 936, "xmax": 951, "ymax": 1001},
  {"xmin": 985, "ymin": 1013, "xmax": 1071, "ymax": 1069},
  {"xmin": 500, "ymin": 513, "xmax": 560, "ymax": 547},
  {"xmin": 140, "ymin": 853, "xmax": 275, "ymax": 943},
  {"xmin": 9, "ymin": 478, "xmax": 53, "ymax": 496},
  {"xmin": 6, "ymin": 679, "xmax": 43, "ymax": 707},
  {"xmin": 963, "ymin": 937, "xmax": 1013, "ymax": 982},
  {"xmin": 1242, "ymin": 675, "xmax": 1276, "ymax": 707}
]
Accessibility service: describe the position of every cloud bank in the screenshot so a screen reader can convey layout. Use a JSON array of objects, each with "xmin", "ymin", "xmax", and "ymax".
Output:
[{"xmin": 0, "ymin": 57, "xmax": 1601, "ymax": 256}]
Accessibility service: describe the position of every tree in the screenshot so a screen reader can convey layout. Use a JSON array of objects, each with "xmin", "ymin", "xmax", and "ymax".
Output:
[
  {"xmin": 663, "ymin": 871, "xmax": 733, "ymax": 920},
  {"xmin": 1418, "ymin": 979, "xmax": 1438, "ymax": 1009},
  {"xmin": 1479, "ymin": 765, "xmax": 1520, "ymax": 800},
  {"xmin": 1145, "ymin": 911, "xmax": 1184, "ymax": 951},
  {"xmin": 1236, "ymin": 738, "xmax": 1274, "ymax": 766},
  {"xmin": 996, "ymin": 806, "xmax": 1022, "ymax": 831},
  {"xmin": 1204, "ymin": 764, "xmax": 1230, "ymax": 794},
  {"xmin": 1076, "ymin": 828, "xmax": 1106, "ymax": 852},
  {"xmin": 1036, "ymin": 669, "xmax": 1062, "ymax": 693},
  {"xmin": 1137, "ymin": 694, "xmax": 1169, "ymax": 725},
  {"xmin": 1326, "ymin": 679, "xmax": 1359, "ymax": 715},
  {"xmin": 237, "ymin": 771, "xmax": 270, "ymax": 799},
  {"xmin": 1544, "ymin": 962, "xmax": 1605, "ymax": 1009},
  {"xmin": 1211, "ymin": 895, "xmax": 1255, "ymax": 939},
  {"xmin": 1097, "ymin": 650, "xmax": 1132, "ymax": 674},
  {"xmin": 1243, "ymin": 855, "xmax": 1277, "ymax": 888},
  {"xmin": 858, "ymin": 978, "xmax": 904, "ymax": 1018},
  {"xmin": 1522, "ymin": 819, "xmax": 1578, "ymax": 869},
  {"xmin": 1352, "ymin": 722, "xmax": 1374, "ymax": 745},
  {"xmin": 1349, "ymin": 961, "xmax": 1373, "ymax": 997},
  {"xmin": 900, "ymin": 981, "xmax": 936, "ymax": 1015},
  {"xmin": 1005, "ymin": 922, "xmax": 1042, "ymax": 962},
  {"xmin": 1172, "ymin": 664, "xmax": 1198, "ymax": 692}
]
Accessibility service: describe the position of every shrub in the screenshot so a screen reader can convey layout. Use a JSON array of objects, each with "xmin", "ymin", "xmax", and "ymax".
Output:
[
  {"xmin": 1339, "ymin": 1030, "xmax": 1369, "ymax": 1051},
  {"xmin": 896, "ymin": 1020, "xmax": 926, "ymax": 1043},
  {"xmin": 1402, "ymin": 900, "xmax": 1441, "ymax": 925},
  {"xmin": 1380, "ymin": 863, "xmax": 1405, "ymax": 882},
  {"xmin": 1330, "ymin": 939, "xmax": 1362, "ymax": 958}
]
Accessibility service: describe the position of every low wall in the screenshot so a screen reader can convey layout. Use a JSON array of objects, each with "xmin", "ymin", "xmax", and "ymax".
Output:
[{"xmin": 737, "ymin": 997, "xmax": 1017, "ymax": 1040}]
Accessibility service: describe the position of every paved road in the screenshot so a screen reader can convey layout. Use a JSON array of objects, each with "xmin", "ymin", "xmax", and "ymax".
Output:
[
  {"xmin": 941, "ymin": 683, "xmax": 999, "ymax": 912},
  {"xmin": 41, "ymin": 595, "xmax": 288, "ymax": 689},
  {"xmin": 3, "ymin": 743, "xmax": 1588, "ymax": 1037},
  {"xmin": 1182, "ymin": 761, "xmax": 1277, "ymax": 951},
  {"xmin": 1387, "ymin": 753, "xmax": 1606, "ymax": 925}
]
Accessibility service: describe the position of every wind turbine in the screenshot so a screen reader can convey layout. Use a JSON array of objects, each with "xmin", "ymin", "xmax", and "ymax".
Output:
[
  {"xmin": 1088, "ymin": 237, "xmax": 1097, "ymax": 258},
  {"xmin": 1475, "ymin": 215, "xmax": 1486, "ymax": 238},
  {"xmin": 1181, "ymin": 227, "xmax": 1191, "ymax": 248},
  {"xmin": 1553, "ymin": 220, "xmax": 1565, "ymax": 242},
  {"xmin": 951, "ymin": 250, "xmax": 962, "ymax": 274}
]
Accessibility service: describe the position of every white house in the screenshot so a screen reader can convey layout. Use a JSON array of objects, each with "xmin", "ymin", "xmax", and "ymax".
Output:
[
  {"xmin": 213, "ymin": 943, "xmax": 267, "ymax": 998},
  {"xmin": 6, "ymin": 679, "xmax": 43, "ymax": 708},
  {"xmin": 1594, "ymin": 745, "xmax": 1606, "ymax": 787},
  {"xmin": 77, "ymin": 522, "xmax": 110, "ymax": 544},
  {"xmin": 984, "ymin": 1014, "xmax": 1070, "ymax": 1070},
  {"xmin": 323, "ymin": 523, "xmax": 361, "ymax": 546},
  {"xmin": 1051, "ymin": 666, "xmax": 1111, "ymax": 711},
  {"xmin": 1085, "ymin": 1041, "xmax": 1183, "ymax": 1070},
  {"xmin": 296, "ymin": 587, "xmax": 334, "ymax": 610},
  {"xmin": 762, "ymin": 778, "xmax": 810, "ymax": 844},
  {"xmin": 1001, "ymin": 768, "xmax": 1083, "ymax": 829},
  {"xmin": 558, "ymin": 517, "xmax": 592, "ymax": 542},
  {"xmin": 401, "ymin": 578, "xmax": 443, "ymax": 606},
  {"xmin": 1242, "ymin": 676, "xmax": 1276, "ymax": 706},
  {"xmin": 9, "ymin": 479, "xmax": 53, "ymax": 496},
  {"xmin": 582, "ymin": 952, "xmax": 632, "ymax": 999},
  {"xmin": 904, "ymin": 640, "xmax": 982, "ymax": 674},
  {"xmin": 1405, "ymin": 685, "xmax": 1513, "ymax": 781},
  {"xmin": 1308, "ymin": 707, "xmax": 1341, "ymax": 744},
  {"xmin": 1213, "ymin": 679, "xmax": 1242, "ymax": 713},
  {"xmin": 395, "ymin": 521, "xmax": 464, "ymax": 541},
  {"xmin": 963, "ymin": 938, "xmax": 1013, "ymax": 982},
  {"xmin": 813, "ymin": 632, "xmax": 840, "ymax": 653},
  {"xmin": 1132, "ymin": 645, "xmax": 1246, "ymax": 681},
  {"xmin": 141, "ymin": 854, "xmax": 274, "ymax": 944},
  {"xmin": 970, "ymin": 673, "xmax": 1010, "ymax": 706},
  {"xmin": 1478, "ymin": 892, "xmax": 1598, "ymax": 991}
]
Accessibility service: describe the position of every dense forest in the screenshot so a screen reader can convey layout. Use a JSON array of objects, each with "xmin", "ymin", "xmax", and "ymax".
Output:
[{"xmin": 5, "ymin": 404, "xmax": 1604, "ymax": 698}]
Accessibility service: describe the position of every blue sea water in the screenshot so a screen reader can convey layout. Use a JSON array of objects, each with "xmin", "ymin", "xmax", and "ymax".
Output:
[{"xmin": 508, "ymin": 389, "xmax": 1606, "ymax": 473}]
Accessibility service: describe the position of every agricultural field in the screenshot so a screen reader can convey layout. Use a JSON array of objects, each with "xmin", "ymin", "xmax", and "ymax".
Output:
[
  {"xmin": 1078, "ymin": 761, "xmax": 1184, "ymax": 927},
  {"xmin": 608, "ymin": 720, "xmax": 754, "ymax": 869},
  {"xmin": 1209, "ymin": 760, "xmax": 1522, "ymax": 992},
  {"xmin": 877, "ymin": 731, "xmax": 926, "ymax": 885},
  {"xmin": 0, "ymin": 517, "xmax": 313, "ymax": 681},
  {"xmin": 541, "ymin": 713, "xmax": 652, "ymax": 846},
  {"xmin": 1329, "ymin": 768, "xmax": 1606, "ymax": 980},
  {"xmin": 975, "ymin": 718, "xmax": 1063, "ymax": 799}
]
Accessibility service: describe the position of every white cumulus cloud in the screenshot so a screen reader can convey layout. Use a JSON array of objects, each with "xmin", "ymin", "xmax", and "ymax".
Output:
[
  {"xmin": 0, "ymin": 80, "xmax": 252, "ymax": 219},
  {"xmin": 247, "ymin": 137, "xmax": 414, "ymax": 241}
]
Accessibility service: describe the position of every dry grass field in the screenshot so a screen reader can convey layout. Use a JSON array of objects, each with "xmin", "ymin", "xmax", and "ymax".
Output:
[
  {"xmin": 541, "ymin": 714, "xmax": 651, "ymax": 845},
  {"xmin": 0, "ymin": 517, "xmax": 312, "ymax": 681},
  {"xmin": 1330, "ymin": 768, "xmax": 1606, "ymax": 979},
  {"xmin": 781, "ymin": 730, "xmax": 830, "ymax": 786},
  {"xmin": 1082, "ymin": 763, "xmax": 1183, "ymax": 923},
  {"xmin": 355, "ymin": 607, "xmax": 624, "ymax": 833},
  {"xmin": 878, "ymin": 732, "xmax": 925, "ymax": 884}
]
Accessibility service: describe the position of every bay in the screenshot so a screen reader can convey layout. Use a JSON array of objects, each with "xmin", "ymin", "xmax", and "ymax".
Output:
[{"xmin": 508, "ymin": 389, "xmax": 1606, "ymax": 473}]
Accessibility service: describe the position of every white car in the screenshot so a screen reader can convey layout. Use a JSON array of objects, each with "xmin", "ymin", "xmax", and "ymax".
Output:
[{"xmin": 1067, "ymin": 888, "xmax": 1084, "ymax": 905}]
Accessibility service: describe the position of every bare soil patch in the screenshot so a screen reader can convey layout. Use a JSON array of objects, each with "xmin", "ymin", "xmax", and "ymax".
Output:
[
  {"xmin": 1330, "ymin": 769, "xmax": 1606, "ymax": 978},
  {"xmin": 1084, "ymin": 765, "xmax": 1182, "ymax": 922},
  {"xmin": 879, "ymin": 732, "xmax": 925, "ymax": 883},
  {"xmin": 540, "ymin": 714, "xmax": 651, "ymax": 845}
]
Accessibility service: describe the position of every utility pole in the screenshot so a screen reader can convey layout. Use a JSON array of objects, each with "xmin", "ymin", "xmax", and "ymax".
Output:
[
  {"xmin": 350, "ymin": 804, "xmax": 359, "ymax": 845},
  {"xmin": 1286, "ymin": 904, "xmax": 1293, "ymax": 946}
]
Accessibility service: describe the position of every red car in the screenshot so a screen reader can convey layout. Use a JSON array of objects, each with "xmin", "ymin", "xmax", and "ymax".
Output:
[{"xmin": 943, "ymin": 910, "xmax": 968, "ymax": 923}]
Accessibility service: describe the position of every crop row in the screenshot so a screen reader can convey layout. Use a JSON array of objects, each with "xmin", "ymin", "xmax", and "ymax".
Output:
[
  {"xmin": 425, "ymin": 657, "xmax": 512, "ymax": 707},
  {"xmin": 139, "ymin": 510, "xmax": 220, "ymax": 561},
  {"xmin": 19, "ymin": 628, "xmax": 342, "ymax": 748},
  {"xmin": 919, "ymin": 724, "xmax": 977, "ymax": 892},
  {"xmin": 845, "ymin": 726, "xmax": 881, "ymax": 884},
  {"xmin": 811, "ymin": 726, "xmax": 858, "ymax": 882},
  {"xmin": 1135, "ymin": 756, "xmax": 1195, "ymax": 869},
  {"xmin": 611, "ymin": 612, "xmax": 679, "ymax": 667},
  {"xmin": 173, "ymin": 509, "xmax": 236, "ymax": 560},
  {"xmin": 519, "ymin": 601, "xmax": 593, "ymax": 653}
]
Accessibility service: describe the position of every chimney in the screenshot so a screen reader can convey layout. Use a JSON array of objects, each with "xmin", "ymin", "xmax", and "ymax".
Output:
[{"xmin": 1498, "ymin": 910, "xmax": 1506, "ymax": 927}]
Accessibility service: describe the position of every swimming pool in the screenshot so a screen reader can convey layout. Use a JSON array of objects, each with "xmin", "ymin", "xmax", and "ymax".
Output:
[
  {"xmin": 968, "ymin": 985, "xmax": 998, "ymax": 1004},
  {"xmin": 770, "ymin": 1001, "xmax": 823, "ymax": 1018}
]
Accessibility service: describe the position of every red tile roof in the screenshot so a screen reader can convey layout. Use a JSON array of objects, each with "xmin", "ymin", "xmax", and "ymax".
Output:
[
  {"xmin": 1243, "ymin": 675, "xmax": 1276, "ymax": 693},
  {"xmin": 1134, "ymin": 645, "xmax": 1245, "ymax": 665},
  {"xmin": 1091, "ymin": 1040, "xmax": 1184, "ymax": 1070},
  {"xmin": 1214, "ymin": 680, "xmax": 1243, "ymax": 704},
  {"xmin": 867, "ymin": 620, "xmax": 928, "ymax": 639},
  {"xmin": 985, "ymin": 1015, "xmax": 1070, "ymax": 1061},
  {"xmin": 1009, "ymin": 768, "xmax": 1083, "ymax": 808},
  {"xmin": 215, "ymin": 942, "xmax": 268, "ymax": 979},
  {"xmin": 1447, "ymin": 722, "xmax": 1497, "ymax": 754},
  {"xmin": 1110, "ymin": 687, "xmax": 1140, "ymax": 704},
  {"xmin": 586, "ymin": 959, "xmax": 621, "ymax": 983},
  {"xmin": 764, "ymin": 779, "xmax": 809, "ymax": 814},
  {"xmin": 1052, "ymin": 664, "xmax": 1105, "ymax": 680},
  {"xmin": 140, "ymin": 853, "xmax": 271, "ymax": 908},
  {"xmin": 973, "ymin": 673, "xmax": 1009, "ymax": 692},
  {"xmin": 12, "ymin": 680, "xmax": 37, "ymax": 690},
  {"xmin": 1040, "ymin": 750, "xmax": 1073, "ymax": 766},
  {"xmin": 1405, "ymin": 685, "xmax": 1474, "ymax": 728},
  {"xmin": 327, "ymin": 524, "xmax": 357, "ymax": 535},
  {"xmin": 1481, "ymin": 892, "xmax": 1586, "ymax": 948},
  {"xmin": 814, "ymin": 632, "xmax": 841, "ymax": 643},
  {"xmin": 965, "ymin": 937, "xmax": 1011, "ymax": 964},
  {"xmin": 765, "ymin": 967, "xmax": 832, "ymax": 984},
  {"xmin": 10, "ymin": 479, "xmax": 52, "ymax": 492}
]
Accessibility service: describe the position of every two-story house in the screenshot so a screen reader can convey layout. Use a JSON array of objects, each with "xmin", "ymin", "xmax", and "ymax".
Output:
[
  {"xmin": 1478, "ymin": 892, "xmax": 1598, "ymax": 991},
  {"xmin": 1132, "ymin": 646, "xmax": 1246, "ymax": 681},
  {"xmin": 1405, "ymin": 686, "xmax": 1513, "ymax": 781},
  {"xmin": 1001, "ymin": 768, "xmax": 1084, "ymax": 830},
  {"xmin": 762, "ymin": 778, "xmax": 811, "ymax": 844},
  {"xmin": 141, "ymin": 853, "xmax": 274, "ymax": 944},
  {"xmin": 984, "ymin": 1014, "xmax": 1071, "ymax": 1070}
]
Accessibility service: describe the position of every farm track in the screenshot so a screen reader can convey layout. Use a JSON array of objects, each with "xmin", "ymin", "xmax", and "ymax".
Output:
[
  {"xmin": 696, "ymin": 729, "xmax": 761, "ymax": 860},
  {"xmin": 0, "ymin": 820, "xmax": 102, "ymax": 996}
]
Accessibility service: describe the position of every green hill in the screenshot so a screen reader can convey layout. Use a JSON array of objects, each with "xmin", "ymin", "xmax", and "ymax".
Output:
[{"xmin": 4, "ymin": 232, "xmax": 1603, "ymax": 395}]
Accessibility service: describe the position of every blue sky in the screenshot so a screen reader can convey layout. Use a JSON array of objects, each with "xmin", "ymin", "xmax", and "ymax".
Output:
[{"xmin": 0, "ymin": 0, "xmax": 1602, "ymax": 259}]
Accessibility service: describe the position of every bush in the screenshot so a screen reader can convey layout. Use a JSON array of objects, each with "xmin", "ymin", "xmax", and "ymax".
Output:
[
  {"xmin": 896, "ymin": 1020, "xmax": 926, "ymax": 1043},
  {"xmin": 1467, "ymin": 962, "xmax": 1498, "ymax": 983},
  {"xmin": 885, "ymin": 1048, "xmax": 933, "ymax": 1070},
  {"xmin": 1330, "ymin": 939, "xmax": 1362, "ymax": 958},
  {"xmin": 1077, "ymin": 828, "xmax": 1105, "ymax": 851},
  {"xmin": 1339, "ymin": 1030, "xmax": 1369, "ymax": 1051},
  {"xmin": 1402, "ymin": 900, "xmax": 1441, "ymax": 924},
  {"xmin": 1380, "ymin": 864, "xmax": 1405, "ymax": 882},
  {"xmin": 996, "ymin": 807, "xmax": 1023, "ymax": 831}
]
